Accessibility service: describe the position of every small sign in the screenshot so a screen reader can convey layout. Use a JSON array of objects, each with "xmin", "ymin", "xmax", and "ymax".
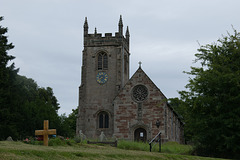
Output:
[{"xmin": 140, "ymin": 132, "xmax": 144, "ymax": 137}]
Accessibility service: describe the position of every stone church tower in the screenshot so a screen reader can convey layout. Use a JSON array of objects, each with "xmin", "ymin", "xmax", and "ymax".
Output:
[
  {"xmin": 76, "ymin": 16, "xmax": 130, "ymax": 137},
  {"xmin": 77, "ymin": 16, "xmax": 184, "ymax": 143}
]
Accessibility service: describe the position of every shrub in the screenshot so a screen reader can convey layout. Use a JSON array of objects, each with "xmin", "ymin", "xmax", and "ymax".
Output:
[
  {"xmin": 74, "ymin": 136, "xmax": 81, "ymax": 143},
  {"xmin": 66, "ymin": 138, "xmax": 76, "ymax": 146},
  {"xmin": 48, "ymin": 137, "xmax": 65, "ymax": 146}
]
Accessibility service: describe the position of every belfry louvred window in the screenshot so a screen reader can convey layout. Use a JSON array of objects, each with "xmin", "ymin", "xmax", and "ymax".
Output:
[
  {"xmin": 98, "ymin": 52, "xmax": 108, "ymax": 70},
  {"xmin": 99, "ymin": 112, "xmax": 109, "ymax": 128}
]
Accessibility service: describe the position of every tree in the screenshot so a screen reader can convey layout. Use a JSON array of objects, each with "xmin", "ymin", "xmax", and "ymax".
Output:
[
  {"xmin": 179, "ymin": 29, "xmax": 240, "ymax": 158},
  {"xmin": 168, "ymin": 98, "xmax": 186, "ymax": 118},
  {"xmin": 0, "ymin": 16, "xmax": 19, "ymax": 139},
  {"xmin": 57, "ymin": 108, "xmax": 77, "ymax": 137},
  {"xmin": 14, "ymin": 75, "xmax": 61, "ymax": 138},
  {"xmin": 0, "ymin": 17, "xmax": 62, "ymax": 140}
]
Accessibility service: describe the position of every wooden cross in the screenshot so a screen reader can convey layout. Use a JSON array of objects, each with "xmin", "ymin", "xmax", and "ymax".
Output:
[{"xmin": 35, "ymin": 120, "xmax": 56, "ymax": 146}]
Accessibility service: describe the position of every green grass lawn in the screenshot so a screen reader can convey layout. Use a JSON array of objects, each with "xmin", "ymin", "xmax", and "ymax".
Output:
[
  {"xmin": 0, "ymin": 141, "xmax": 227, "ymax": 160},
  {"xmin": 118, "ymin": 140, "xmax": 192, "ymax": 154}
]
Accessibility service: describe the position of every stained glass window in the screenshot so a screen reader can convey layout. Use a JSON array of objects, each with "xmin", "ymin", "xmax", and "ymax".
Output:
[{"xmin": 132, "ymin": 85, "xmax": 148, "ymax": 102}]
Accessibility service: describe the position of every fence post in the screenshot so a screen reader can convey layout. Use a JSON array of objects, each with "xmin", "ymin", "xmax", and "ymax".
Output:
[
  {"xmin": 114, "ymin": 140, "xmax": 118, "ymax": 147},
  {"xmin": 159, "ymin": 132, "xmax": 161, "ymax": 152}
]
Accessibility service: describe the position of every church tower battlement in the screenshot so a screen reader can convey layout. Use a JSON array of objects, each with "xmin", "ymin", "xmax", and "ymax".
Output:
[{"xmin": 83, "ymin": 16, "xmax": 129, "ymax": 49}]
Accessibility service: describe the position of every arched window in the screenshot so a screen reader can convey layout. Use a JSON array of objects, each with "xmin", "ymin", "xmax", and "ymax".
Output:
[
  {"xmin": 98, "ymin": 112, "xmax": 109, "ymax": 128},
  {"xmin": 98, "ymin": 52, "xmax": 108, "ymax": 70}
]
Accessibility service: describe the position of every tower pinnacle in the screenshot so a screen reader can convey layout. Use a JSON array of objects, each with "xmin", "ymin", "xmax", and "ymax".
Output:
[
  {"xmin": 84, "ymin": 17, "xmax": 88, "ymax": 36},
  {"xmin": 126, "ymin": 26, "xmax": 130, "ymax": 43},
  {"xmin": 118, "ymin": 15, "xmax": 123, "ymax": 35},
  {"xmin": 94, "ymin": 27, "xmax": 97, "ymax": 35}
]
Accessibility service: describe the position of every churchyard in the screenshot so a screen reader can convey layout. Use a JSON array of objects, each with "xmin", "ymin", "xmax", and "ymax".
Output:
[
  {"xmin": 0, "ymin": 121, "xmax": 228, "ymax": 159},
  {"xmin": 0, "ymin": 139, "xmax": 227, "ymax": 160}
]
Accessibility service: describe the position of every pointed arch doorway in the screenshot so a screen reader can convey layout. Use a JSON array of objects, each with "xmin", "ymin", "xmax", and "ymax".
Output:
[{"xmin": 134, "ymin": 128, "xmax": 147, "ymax": 142}]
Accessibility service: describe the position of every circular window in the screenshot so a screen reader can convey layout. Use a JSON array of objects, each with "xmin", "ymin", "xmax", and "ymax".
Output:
[{"xmin": 132, "ymin": 85, "xmax": 148, "ymax": 102}]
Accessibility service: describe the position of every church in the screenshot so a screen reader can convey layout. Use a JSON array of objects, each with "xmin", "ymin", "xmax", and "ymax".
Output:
[{"xmin": 76, "ymin": 16, "xmax": 184, "ymax": 144}]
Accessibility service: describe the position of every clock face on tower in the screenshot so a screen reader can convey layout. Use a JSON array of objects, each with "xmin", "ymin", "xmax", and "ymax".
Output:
[{"xmin": 96, "ymin": 72, "xmax": 108, "ymax": 84}]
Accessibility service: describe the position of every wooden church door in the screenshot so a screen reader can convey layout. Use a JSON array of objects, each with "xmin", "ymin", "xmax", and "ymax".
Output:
[{"xmin": 134, "ymin": 128, "xmax": 147, "ymax": 142}]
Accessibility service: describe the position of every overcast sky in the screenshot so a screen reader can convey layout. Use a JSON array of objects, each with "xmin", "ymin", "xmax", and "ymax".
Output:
[{"xmin": 1, "ymin": 0, "xmax": 240, "ymax": 115}]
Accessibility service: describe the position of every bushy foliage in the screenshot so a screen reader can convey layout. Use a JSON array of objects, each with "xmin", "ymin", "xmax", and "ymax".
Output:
[
  {"xmin": 57, "ymin": 109, "xmax": 77, "ymax": 138},
  {"xmin": 49, "ymin": 137, "xmax": 67, "ymax": 146},
  {"xmin": 179, "ymin": 29, "xmax": 240, "ymax": 159},
  {"xmin": 74, "ymin": 136, "xmax": 82, "ymax": 143}
]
